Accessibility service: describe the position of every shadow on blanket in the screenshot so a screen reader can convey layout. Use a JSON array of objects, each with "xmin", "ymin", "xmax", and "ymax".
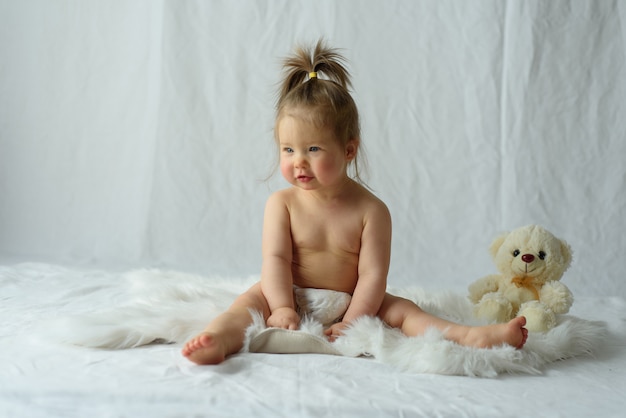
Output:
[{"xmin": 40, "ymin": 269, "xmax": 607, "ymax": 377}]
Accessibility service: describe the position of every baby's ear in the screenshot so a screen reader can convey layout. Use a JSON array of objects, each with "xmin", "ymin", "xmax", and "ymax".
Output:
[{"xmin": 345, "ymin": 139, "xmax": 359, "ymax": 160}]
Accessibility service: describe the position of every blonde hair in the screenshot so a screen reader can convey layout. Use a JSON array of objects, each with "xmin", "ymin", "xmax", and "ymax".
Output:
[{"xmin": 275, "ymin": 39, "xmax": 367, "ymax": 184}]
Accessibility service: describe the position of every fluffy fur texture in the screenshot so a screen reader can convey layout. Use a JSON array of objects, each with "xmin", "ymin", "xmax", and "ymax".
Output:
[
  {"xmin": 42, "ymin": 269, "xmax": 605, "ymax": 377},
  {"xmin": 468, "ymin": 225, "xmax": 574, "ymax": 332}
]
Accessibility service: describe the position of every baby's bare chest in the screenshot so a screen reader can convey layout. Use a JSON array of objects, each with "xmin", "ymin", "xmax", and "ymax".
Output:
[{"xmin": 289, "ymin": 209, "xmax": 363, "ymax": 254}]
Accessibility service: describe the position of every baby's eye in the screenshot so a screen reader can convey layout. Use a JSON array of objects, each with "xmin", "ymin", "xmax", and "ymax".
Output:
[
  {"xmin": 512, "ymin": 249, "xmax": 520, "ymax": 257},
  {"xmin": 309, "ymin": 146, "xmax": 320, "ymax": 152},
  {"xmin": 538, "ymin": 251, "xmax": 546, "ymax": 260},
  {"xmin": 283, "ymin": 147, "xmax": 294, "ymax": 153}
]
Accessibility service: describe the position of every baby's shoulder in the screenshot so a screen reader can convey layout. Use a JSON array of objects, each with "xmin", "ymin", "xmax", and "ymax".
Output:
[
  {"xmin": 355, "ymin": 184, "xmax": 388, "ymax": 207},
  {"xmin": 264, "ymin": 188, "xmax": 300, "ymax": 213},
  {"xmin": 354, "ymin": 186, "xmax": 390, "ymax": 220},
  {"xmin": 266, "ymin": 188, "xmax": 295, "ymax": 204}
]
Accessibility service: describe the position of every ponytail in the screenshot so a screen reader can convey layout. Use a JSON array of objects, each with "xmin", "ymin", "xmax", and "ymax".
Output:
[
  {"xmin": 278, "ymin": 40, "xmax": 352, "ymax": 104},
  {"xmin": 275, "ymin": 39, "xmax": 366, "ymax": 184}
]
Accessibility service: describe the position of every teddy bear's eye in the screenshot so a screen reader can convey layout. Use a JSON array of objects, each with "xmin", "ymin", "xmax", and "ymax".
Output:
[
  {"xmin": 538, "ymin": 251, "xmax": 546, "ymax": 260},
  {"xmin": 512, "ymin": 249, "xmax": 520, "ymax": 257}
]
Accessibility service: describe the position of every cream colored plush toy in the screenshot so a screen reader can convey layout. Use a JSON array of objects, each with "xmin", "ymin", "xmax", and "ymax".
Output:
[{"xmin": 468, "ymin": 225, "xmax": 574, "ymax": 332}]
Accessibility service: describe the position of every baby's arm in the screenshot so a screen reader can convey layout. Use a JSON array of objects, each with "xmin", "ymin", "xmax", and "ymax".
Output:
[
  {"xmin": 327, "ymin": 200, "xmax": 391, "ymax": 338},
  {"xmin": 260, "ymin": 192, "xmax": 300, "ymax": 330}
]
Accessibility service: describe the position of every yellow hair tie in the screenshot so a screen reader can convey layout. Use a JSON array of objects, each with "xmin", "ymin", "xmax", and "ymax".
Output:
[{"xmin": 309, "ymin": 72, "xmax": 318, "ymax": 79}]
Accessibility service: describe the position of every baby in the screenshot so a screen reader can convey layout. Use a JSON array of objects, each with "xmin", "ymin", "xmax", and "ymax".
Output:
[{"xmin": 182, "ymin": 41, "xmax": 527, "ymax": 365}]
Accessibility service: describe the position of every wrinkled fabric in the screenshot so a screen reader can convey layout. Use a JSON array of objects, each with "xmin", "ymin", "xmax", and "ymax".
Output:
[{"xmin": 1, "ymin": 1, "xmax": 625, "ymax": 298}]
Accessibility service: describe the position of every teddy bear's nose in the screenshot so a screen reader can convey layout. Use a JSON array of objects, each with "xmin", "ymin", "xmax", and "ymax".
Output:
[{"xmin": 521, "ymin": 254, "xmax": 535, "ymax": 263}]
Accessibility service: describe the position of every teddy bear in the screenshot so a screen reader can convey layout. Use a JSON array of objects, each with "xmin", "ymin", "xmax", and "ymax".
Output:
[{"xmin": 468, "ymin": 225, "xmax": 574, "ymax": 332}]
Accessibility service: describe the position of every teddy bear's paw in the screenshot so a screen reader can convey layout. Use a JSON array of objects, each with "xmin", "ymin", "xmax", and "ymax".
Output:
[
  {"xmin": 539, "ymin": 281, "xmax": 573, "ymax": 314},
  {"xmin": 468, "ymin": 275, "xmax": 500, "ymax": 304},
  {"xmin": 518, "ymin": 301, "xmax": 556, "ymax": 332},
  {"xmin": 474, "ymin": 293, "xmax": 512, "ymax": 323}
]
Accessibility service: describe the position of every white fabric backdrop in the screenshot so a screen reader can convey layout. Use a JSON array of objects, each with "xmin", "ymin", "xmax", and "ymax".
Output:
[{"xmin": 1, "ymin": 0, "xmax": 625, "ymax": 297}]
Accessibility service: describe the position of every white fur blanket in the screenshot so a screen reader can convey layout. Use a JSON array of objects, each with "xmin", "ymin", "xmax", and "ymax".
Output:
[{"xmin": 42, "ymin": 269, "xmax": 606, "ymax": 377}]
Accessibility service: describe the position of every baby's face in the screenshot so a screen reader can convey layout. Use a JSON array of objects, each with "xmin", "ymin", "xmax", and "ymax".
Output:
[{"xmin": 277, "ymin": 116, "xmax": 352, "ymax": 190}]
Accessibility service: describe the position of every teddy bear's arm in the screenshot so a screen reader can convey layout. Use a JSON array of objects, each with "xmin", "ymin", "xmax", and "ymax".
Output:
[
  {"xmin": 468, "ymin": 275, "xmax": 501, "ymax": 304},
  {"xmin": 539, "ymin": 281, "xmax": 574, "ymax": 314}
]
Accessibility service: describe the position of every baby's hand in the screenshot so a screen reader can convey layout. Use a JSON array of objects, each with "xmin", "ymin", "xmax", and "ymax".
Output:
[
  {"xmin": 266, "ymin": 307, "xmax": 300, "ymax": 330},
  {"xmin": 324, "ymin": 322, "xmax": 349, "ymax": 342}
]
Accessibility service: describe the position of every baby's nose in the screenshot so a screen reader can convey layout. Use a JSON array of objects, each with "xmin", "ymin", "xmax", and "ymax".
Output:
[
  {"xmin": 521, "ymin": 254, "xmax": 535, "ymax": 263},
  {"xmin": 295, "ymin": 156, "xmax": 308, "ymax": 167}
]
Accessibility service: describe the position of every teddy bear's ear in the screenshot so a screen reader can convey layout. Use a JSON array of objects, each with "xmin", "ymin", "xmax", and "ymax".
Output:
[
  {"xmin": 559, "ymin": 239, "xmax": 573, "ymax": 270},
  {"xmin": 488, "ymin": 232, "xmax": 509, "ymax": 259}
]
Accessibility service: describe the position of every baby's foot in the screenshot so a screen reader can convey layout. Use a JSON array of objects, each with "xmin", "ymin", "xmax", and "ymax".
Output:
[
  {"xmin": 462, "ymin": 316, "xmax": 528, "ymax": 349},
  {"xmin": 181, "ymin": 332, "xmax": 227, "ymax": 365}
]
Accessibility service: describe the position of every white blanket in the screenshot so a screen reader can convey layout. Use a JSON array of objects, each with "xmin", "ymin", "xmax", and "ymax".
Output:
[
  {"xmin": 3, "ymin": 263, "xmax": 625, "ymax": 417},
  {"xmin": 42, "ymin": 269, "xmax": 606, "ymax": 377}
]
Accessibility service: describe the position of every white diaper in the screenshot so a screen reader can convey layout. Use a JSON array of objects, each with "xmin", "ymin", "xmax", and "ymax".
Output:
[
  {"xmin": 246, "ymin": 287, "xmax": 352, "ymax": 356},
  {"xmin": 293, "ymin": 286, "xmax": 352, "ymax": 327}
]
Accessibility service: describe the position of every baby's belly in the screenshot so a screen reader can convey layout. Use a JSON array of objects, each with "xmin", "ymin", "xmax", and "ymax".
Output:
[{"xmin": 292, "ymin": 251, "xmax": 359, "ymax": 294}]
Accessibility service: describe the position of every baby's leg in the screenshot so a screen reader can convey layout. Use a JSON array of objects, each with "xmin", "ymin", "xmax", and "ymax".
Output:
[
  {"xmin": 182, "ymin": 282, "xmax": 270, "ymax": 365},
  {"xmin": 378, "ymin": 294, "xmax": 528, "ymax": 349}
]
